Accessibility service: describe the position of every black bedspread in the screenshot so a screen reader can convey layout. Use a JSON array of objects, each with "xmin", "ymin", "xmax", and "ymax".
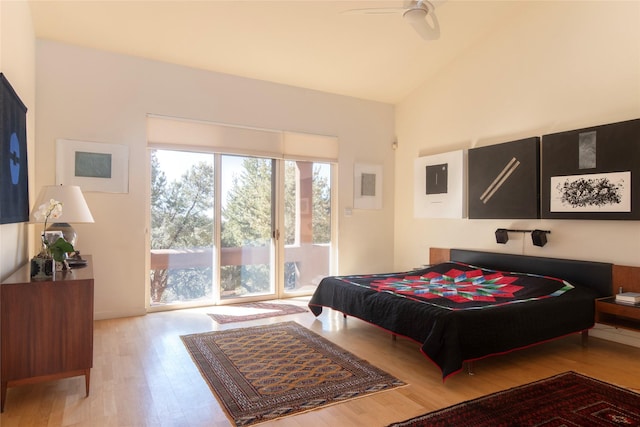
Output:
[{"xmin": 308, "ymin": 262, "xmax": 599, "ymax": 379}]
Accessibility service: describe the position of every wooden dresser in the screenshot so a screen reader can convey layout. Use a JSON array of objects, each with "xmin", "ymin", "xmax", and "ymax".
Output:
[{"xmin": 0, "ymin": 256, "xmax": 94, "ymax": 412}]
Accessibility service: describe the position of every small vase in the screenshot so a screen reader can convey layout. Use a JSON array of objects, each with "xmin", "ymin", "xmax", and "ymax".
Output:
[{"xmin": 31, "ymin": 256, "xmax": 55, "ymax": 280}]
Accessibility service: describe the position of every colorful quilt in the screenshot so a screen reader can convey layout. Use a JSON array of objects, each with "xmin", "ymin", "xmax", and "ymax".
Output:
[{"xmin": 337, "ymin": 262, "xmax": 574, "ymax": 310}]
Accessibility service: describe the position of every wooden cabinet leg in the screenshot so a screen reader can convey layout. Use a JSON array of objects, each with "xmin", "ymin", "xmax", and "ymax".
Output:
[
  {"xmin": 85, "ymin": 369, "xmax": 91, "ymax": 397},
  {"xmin": 1, "ymin": 381, "xmax": 7, "ymax": 412}
]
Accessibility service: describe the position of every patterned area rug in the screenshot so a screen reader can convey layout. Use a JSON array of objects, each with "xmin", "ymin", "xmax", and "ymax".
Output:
[
  {"xmin": 182, "ymin": 321, "xmax": 405, "ymax": 426},
  {"xmin": 206, "ymin": 302, "xmax": 308, "ymax": 324},
  {"xmin": 388, "ymin": 371, "xmax": 640, "ymax": 426}
]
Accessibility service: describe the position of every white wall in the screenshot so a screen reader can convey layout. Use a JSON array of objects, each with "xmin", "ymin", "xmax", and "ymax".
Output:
[
  {"xmin": 394, "ymin": 1, "xmax": 640, "ymax": 271},
  {"xmin": 35, "ymin": 40, "xmax": 396, "ymax": 319},
  {"xmin": 0, "ymin": 0, "xmax": 35, "ymax": 281}
]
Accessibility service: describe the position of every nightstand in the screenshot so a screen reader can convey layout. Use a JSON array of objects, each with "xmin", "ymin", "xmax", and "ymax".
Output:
[
  {"xmin": 595, "ymin": 297, "xmax": 640, "ymax": 330},
  {"xmin": 595, "ymin": 264, "xmax": 640, "ymax": 332}
]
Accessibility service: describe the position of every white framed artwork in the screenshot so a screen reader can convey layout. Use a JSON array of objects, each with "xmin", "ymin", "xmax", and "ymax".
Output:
[
  {"xmin": 56, "ymin": 139, "xmax": 129, "ymax": 193},
  {"xmin": 414, "ymin": 149, "xmax": 466, "ymax": 218},
  {"xmin": 354, "ymin": 163, "xmax": 382, "ymax": 209}
]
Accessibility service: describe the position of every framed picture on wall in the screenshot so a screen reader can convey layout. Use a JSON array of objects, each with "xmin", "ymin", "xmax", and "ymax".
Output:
[
  {"xmin": 0, "ymin": 73, "xmax": 29, "ymax": 224},
  {"xmin": 468, "ymin": 137, "xmax": 540, "ymax": 219},
  {"xmin": 414, "ymin": 149, "xmax": 465, "ymax": 218},
  {"xmin": 541, "ymin": 118, "xmax": 640, "ymax": 220},
  {"xmin": 56, "ymin": 139, "xmax": 129, "ymax": 193},
  {"xmin": 354, "ymin": 163, "xmax": 382, "ymax": 209}
]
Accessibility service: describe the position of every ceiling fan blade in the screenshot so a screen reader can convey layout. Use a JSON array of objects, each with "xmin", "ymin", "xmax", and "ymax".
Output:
[
  {"xmin": 344, "ymin": 0, "xmax": 443, "ymax": 40},
  {"xmin": 342, "ymin": 7, "xmax": 405, "ymax": 15},
  {"xmin": 403, "ymin": 1, "xmax": 440, "ymax": 40}
]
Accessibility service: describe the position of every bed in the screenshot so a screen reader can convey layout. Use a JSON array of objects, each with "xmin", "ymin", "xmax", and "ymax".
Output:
[{"xmin": 308, "ymin": 248, "xmax": 613, "ymax": 379}]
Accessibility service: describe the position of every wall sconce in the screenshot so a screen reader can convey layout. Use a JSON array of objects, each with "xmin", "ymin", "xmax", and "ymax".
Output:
[
  {"xmin": 530, "ymin": 229, "xmax": 549, "ymax": 247},
  {"xmin": 495, "ymin": 228, "xmax": 551, "ymax": 247},
  {"xmin": 495, "ymin": 228, "xmax": 509, "ymax": 244}
]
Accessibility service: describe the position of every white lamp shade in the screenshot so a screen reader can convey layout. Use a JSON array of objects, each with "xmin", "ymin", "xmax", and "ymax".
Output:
[{"xmin": 30, "ymin": 185, "xmax": 95, "ymax": 223}]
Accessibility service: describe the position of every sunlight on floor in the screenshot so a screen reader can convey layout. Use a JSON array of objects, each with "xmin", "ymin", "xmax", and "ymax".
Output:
[
  {"xmin": 207, "ymin": 306, "xmax": 280, "ymax": 317},
  {"xmin": 183, "ymin": 298, "xmax": 311, "ymax": 317}
]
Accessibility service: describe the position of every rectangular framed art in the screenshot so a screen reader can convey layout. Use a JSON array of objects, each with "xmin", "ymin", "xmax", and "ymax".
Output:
[
  {"xmin": 354, "ymin": 163, "xmax": 382, "ymax": 209},
  {"xmin": 414, "ymin": 150, "xmax": 465, "ymax": 218},
  {"xmin": 541, "ymin": 118, "xmax": 640, "ymax": 220},
  {"xmin": 56, "ymin": 139, "xmax": 129, "ymax": 193},
  {"xmin": 0, "ymin": 73, "xmax": 29, "ymax": 224},
  {"xmin": 468, "ymin": 137, "xmax": 540, "ymax": 219}
]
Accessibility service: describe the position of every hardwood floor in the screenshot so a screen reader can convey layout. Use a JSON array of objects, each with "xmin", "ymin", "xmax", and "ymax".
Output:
[{"xmin": 2, "ymin": 298, "xmax": 640, "ymax": 426}]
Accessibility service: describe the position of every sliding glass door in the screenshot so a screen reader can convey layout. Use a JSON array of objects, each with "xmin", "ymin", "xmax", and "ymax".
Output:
[
  {"xmin": 149, "ymin": 149, "xmax": 333, "ymax": 309},
  {"xmin": 282, "ymin": 160, "xmax": 332, "ymax": 295},
  {"xmin": 219, "ymin": 155, "xmax": 275, "ymax": 300},
  {"xmin": 149, "ymin": 150, "xmax": 215, "ymax": 306}
]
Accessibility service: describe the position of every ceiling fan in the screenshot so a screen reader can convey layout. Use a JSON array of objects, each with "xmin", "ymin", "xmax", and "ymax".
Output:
[{"xmin": 344, "ymin": 0, "xmax": 441, "ymax": 41}]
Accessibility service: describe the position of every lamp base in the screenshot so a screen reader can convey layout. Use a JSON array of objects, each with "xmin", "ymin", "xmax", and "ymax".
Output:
[{"xmin": 47, "ymin": 222, "xmax": 77, "ymax": 247}]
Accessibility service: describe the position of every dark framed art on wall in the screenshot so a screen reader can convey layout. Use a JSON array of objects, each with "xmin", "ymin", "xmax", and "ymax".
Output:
[
  {"xmin": 541, "ymin": 118, "xmax": 640, "ymax": 220},
  {"xmin": 0, "ymin": 73, "xmax": 29, "ymax": 224},
  {"xmin": 468, "ymin": 137, "xmax": 540, "ymax": 219}
]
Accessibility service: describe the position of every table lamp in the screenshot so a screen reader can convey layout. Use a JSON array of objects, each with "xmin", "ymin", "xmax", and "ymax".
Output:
[{"xmin": 30, "ymin": 184, "xmax": 94, "ymax": 247}]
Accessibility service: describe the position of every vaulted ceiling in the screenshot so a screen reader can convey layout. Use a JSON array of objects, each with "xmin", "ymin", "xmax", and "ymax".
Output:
[{"xmin": 29, "ymin": 1, "xmax": 524, "ymax": 104}]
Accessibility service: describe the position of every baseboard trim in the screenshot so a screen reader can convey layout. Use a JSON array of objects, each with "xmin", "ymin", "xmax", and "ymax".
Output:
[{"xmin": 94, "ymin": 308, "xmax": 146, "ymax": 320}]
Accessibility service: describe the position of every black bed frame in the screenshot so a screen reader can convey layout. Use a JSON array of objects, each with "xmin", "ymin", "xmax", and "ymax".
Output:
[
  {"xmin": 313, "ymin": 248, "xmax": 615, "ymax": 377},
  {"xmin": 447, "ymin": 249, "xmax": 613, "ymax": 374},
  {"xmin": 450, "ymin": 249, "xmax": 613, "ymax": 298}
]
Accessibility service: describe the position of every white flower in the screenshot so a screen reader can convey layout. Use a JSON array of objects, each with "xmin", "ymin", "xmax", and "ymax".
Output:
[
  {"xmin": 48, "ymin": 199, "xmax": 63, "ymax": 219},
  {"xmin": 34, "ymin": 199, "xmax": 63, "ymax": 226}
]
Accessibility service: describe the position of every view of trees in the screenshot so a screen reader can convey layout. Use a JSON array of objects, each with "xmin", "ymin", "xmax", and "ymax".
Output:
[
  {"xmin": 150, "ymin": 152, "xmax": 214, "ymax": 303},
  {"xmin": 220, "ymin": 157, "xmax": 273, "ymax": 297},
  {"xmin": 150, "ymin": 150, "xmax": 331, "ymax": 304}
]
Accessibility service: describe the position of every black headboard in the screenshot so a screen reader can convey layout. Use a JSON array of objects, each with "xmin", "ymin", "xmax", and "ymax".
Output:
[{"xmin": 450, "ymin": 249, "xmax": 613, "ymax": 298}]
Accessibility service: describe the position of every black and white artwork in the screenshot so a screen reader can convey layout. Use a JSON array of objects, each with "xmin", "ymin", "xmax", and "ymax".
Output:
[
  {"xmin": 425, "ymin": 163, "xmax": 448, "ymax": 195},
  {"xmin": 468, "ymin": 137, "xmax": 540, "ymax": 219},
  {"xmin": 0, "ymin": 73, "xmax": 29, "ymax": 224},
  {"xmin": 414, "ymin": 150, "xmax": 465, "ymax": 218},
  {"xmin": 550, "ymin": 171, "xmax": 630, "ymax": 212},
  {"xmin": 541, "ymin": 118, "xmax": 640, "ymax": 220}
]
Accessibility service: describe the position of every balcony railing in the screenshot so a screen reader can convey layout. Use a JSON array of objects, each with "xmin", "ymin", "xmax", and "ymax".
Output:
[{"xmin": 150, "ymin": 243, "xmax": 330, "ymax": 292}]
